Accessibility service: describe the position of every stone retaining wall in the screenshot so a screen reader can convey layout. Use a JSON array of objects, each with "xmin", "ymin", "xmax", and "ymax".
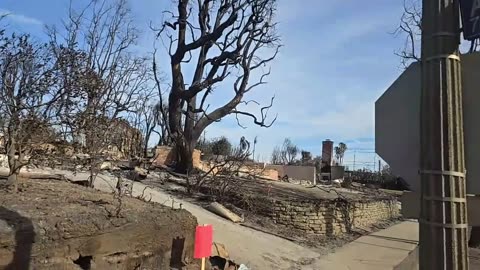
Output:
[{"xmin": 269, "ymin": 198, "xmax": 399, "ymax": 236}]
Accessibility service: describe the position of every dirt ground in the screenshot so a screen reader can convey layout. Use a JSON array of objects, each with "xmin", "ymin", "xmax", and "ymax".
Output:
[
  {"xmin": 141, "ymin": 169, "xmax": 399, "ymax": 204},
  {"xmin": 0, "ymin": 167, "xmax": 403, "ymax": 269},
  {"xmin": 0, "ymin": 179, "xmax": 197, "ymax": 269},
  {"xmin": 179, "ymin": 172, "xmax": 396, "ymax": 202}
]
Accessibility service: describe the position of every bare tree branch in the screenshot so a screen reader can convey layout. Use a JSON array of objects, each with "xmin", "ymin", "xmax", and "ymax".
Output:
[
  {"xmin": 232, "ymin": 96, "xmax": 277, "ymax": 128},
  {"xmin": 0, "ymin": 33, "xmax": 63, "ymax": 192},
  {"xmin": 392, "ymin": 0, "xmax": 422, "ymax": 68},
  {"xmin": 154, "ymin": 0, "xmax": 281, "ymax": 172},
  {"xmin": 51, "ymin": 0, "xmax": 149, "ymax": 187}
]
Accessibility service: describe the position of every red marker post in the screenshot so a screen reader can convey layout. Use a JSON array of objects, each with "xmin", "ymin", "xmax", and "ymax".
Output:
[{"xmin": 194, "ymin": 224, "xmax": 213, "ymax": 270}]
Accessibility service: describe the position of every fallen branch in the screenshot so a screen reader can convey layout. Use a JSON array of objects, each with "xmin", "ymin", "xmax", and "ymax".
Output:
[
  {"xmin": 0, "ymin": 171, "xmax": 68, "ymax": 181},
  {"xmin": 207, "ymin": 202, "xmax": 244, "ymax": 223}
]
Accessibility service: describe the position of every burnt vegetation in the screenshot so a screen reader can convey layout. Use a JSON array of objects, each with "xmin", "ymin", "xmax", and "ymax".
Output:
[
  {"xmin": 0, "ymin": 0, "xmax": 281, "ymax": 193},
  {"xmin": 393, "ymin": 0, "xmax": 479, "ymax": 68}
]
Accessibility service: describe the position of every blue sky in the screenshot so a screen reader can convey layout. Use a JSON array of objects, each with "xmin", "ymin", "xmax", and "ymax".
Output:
[{"xmin": 1, "ymin": 0, "xmax": 415, "ymax": 169}]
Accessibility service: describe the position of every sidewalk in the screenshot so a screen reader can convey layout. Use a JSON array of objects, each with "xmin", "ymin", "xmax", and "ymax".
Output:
[{"xmin": 311, "ymin": 220, "xmax": 419, "ymax": 270}]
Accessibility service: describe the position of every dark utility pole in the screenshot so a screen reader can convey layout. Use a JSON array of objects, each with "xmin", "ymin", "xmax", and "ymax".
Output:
[{"xmin": 420, "ymin": 0, "xmax": 469, "ymax": 269}]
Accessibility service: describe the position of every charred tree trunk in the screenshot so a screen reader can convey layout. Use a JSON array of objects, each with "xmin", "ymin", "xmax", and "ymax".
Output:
[
  {"xmin": 7, "ymin": 142, "xmax": 18, "ymax": 193},
  {"xmin": 143, "ymin": 136, "xmax": 150, "ymax": 158},
  {"xmin": 175, "ymin": 132, "xmax": 198, "ymax": 173},
  {"xmin": 88, "ymin": 157, "xmax": 98, "ymax": 188},
  {"xmin": 177, "ymin": 144, "xmax": 194, "ymax": 173},
  {"xmin": 159, "ymin": 0, "xmax": 279, "ymax": 174},
  {"xmin": 6, "ymin": 117, "xmax": 19, "ymax": 193}
]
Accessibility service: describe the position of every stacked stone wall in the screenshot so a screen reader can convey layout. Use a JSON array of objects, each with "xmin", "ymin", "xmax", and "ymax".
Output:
[{"xmin": 269, "ymin": 198, "xmax": 399, "ymax": 235}]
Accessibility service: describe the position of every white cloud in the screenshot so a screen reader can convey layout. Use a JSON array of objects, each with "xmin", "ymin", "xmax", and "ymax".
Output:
[{"xmin": 0, "ymin": 9, "xmax": 43, "ymax": 26}]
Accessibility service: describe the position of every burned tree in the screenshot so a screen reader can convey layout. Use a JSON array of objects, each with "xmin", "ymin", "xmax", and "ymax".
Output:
[
  {"xmin": 50, "ymin": 0, "xmax": 150, "ymax": 186},
  {"xmin": 139, "ymin": 103, "xmax": 158, "ymax": 157},
  {"xmin": 334, "ymin": 142, "xmax": 347, "ymax": 165},
  {"xmin": 153, "ymin": 102, "xmax": 172, "ymax": 146},
  {"xmin": 156, "ymin": 0, "xmax": 280, "ymax": 173},
  {"xmin": 0, "ymin": 33, "xmax": 62, "ymax": 192},
  {"xmin": 281, "ymin": 138, "xmax": 298, "ymax": 165},
  {"xmin": 211, "ymin": 136, "xmax": 233, "ymax": 156},
  {"xmin": 393, "ymin": 0, "xmax": 422, "ymax": 68},
  {"xmin": 394, "ymin": 0, "xmax": 479, "ymax": 68},
  {"xmin": 270, "ymin": 138, "xmax": 298, "ymax": 165},
  {"xmin": 152, "ymin": 58, "xmax": 172, "ymax": 146},
  {"xmin": 188, "ymin": 136, "xmax": 253, "ymax": 198},
  {"xmin": 128, "ymin": 88, "xmax": 159, "ymax": 158},
  {"xmin": 270, "ymin": 146, "xmax": 282, "ymax": 165}
]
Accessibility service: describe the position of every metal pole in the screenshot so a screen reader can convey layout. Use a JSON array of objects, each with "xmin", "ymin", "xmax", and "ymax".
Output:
[
  {"xmin": 253, "ymin": 136, "xmax": 257, "ymax": 162},
  {"xmin": 353, "ymin": 150, "xmax": 356, "ymax": 171},
  {"xmin": 252, "ymin": 144, "xmax": 255, "ymax": 162},
  {"xmin": 420, "ymin": 0, "xmax": 469, "ymax": 269}
]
